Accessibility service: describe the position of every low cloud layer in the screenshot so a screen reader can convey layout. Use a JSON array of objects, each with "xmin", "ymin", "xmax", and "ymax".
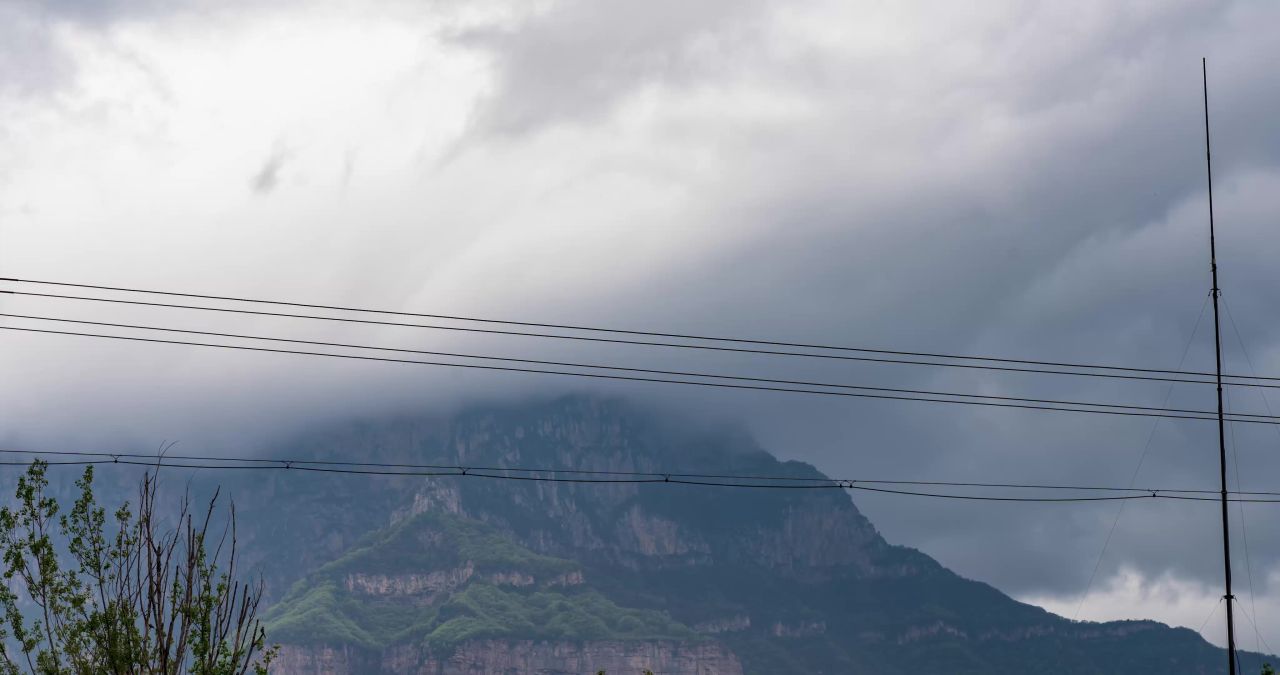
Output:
[{"xmin": 2, "ymin": 0, "xmax": 1279, "ymax": 649}]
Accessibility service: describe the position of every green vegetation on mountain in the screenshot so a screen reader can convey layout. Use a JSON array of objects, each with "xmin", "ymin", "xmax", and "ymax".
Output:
[
  {"xmin": 263, "ymin": 510, "xmax": 695, "ymax": 653},
  {"xmin": 426, "ymin": 584, "xmax": 697, "ymax": 648},
  {"xmin": 323, "ymin": 511, "xmax": 578, "ymax": 579}
]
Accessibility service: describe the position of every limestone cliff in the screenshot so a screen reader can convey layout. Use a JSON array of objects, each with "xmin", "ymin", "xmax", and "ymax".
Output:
[{"xmin": 274, "ymin": 640, "xmax": 742, "ymax": 675}]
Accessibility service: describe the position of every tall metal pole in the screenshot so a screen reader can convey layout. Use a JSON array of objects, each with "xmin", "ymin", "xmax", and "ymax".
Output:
[{"xmin": 1202, "ymin": 57, "xmax": 1237, "ymax": 675}]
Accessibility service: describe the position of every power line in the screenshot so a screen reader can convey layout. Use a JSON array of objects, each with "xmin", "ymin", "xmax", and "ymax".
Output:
[
  {"xmin": 5, "ymin": 448, "xmax": 1280, "ymax": 503},
  {"xmin": 8, "ymin": 311, "xmax": 1280, "ymax": 421},
  {"xmin": 9, "ymin": 275, "xmax": 1277, "ymax": 382},
  {"xmin": 3, "ymin": 447, "xmax": 1279, "ymax": 500},
  {"xmin": 8, "ymin": 287, "xmax": 1280, "ymax": 390},
  {"xmin": 7, "ymin": 324, "xmax": 1280, "ymax": 425}
]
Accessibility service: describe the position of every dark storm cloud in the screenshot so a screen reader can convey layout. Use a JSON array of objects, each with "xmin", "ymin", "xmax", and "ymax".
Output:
[{"xmin": 444, "ymin": 0, "xmax": 1280, "ymax": 601}]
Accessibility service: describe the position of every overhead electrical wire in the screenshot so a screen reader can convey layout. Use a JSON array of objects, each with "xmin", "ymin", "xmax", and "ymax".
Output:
[
  {"xmin": 0, "ymin": 447, "xmax": 1255, "ymax": 493},
  {"xmin": 6, "ymin": 324, "xmax": 1280, "ymax": 425},
  {"xmin": 5, "ymin": 285, "xmax": 1279, "ymax": 390},
  {"xmin": 6, "ymin": 276, "xmax": 1266, "ymax": 378},
  {"xmin": 7, "ymin": 311, "xmax": 1280, "ymax": 422},
  {"xmin": 19, "ymin": 449, "xmax": 1277, "ymax": 495},
  {"xmin": 4, "ymin": 447, "xmax": 1280, "ymax": 503}
]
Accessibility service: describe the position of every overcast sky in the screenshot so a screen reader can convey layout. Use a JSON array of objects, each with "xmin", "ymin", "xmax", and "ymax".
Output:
[{"xmin": 3, "ymin": 0, "xmax": 1280, "ymax": 651}]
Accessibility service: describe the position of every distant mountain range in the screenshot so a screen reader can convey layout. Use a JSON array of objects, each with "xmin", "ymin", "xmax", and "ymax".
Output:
[{"xmin": 149, "ymin": 396, "xmax": 1265, "ymax": 673}]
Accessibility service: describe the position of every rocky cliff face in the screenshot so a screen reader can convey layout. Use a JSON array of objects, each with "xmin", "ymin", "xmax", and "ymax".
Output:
[
  {"xmin": 264, "ymin": 504, "xmax": 723, "ymax": 675},
  {"xmin": 271, "ymin": 644, "xmax": 379, "ymax": 675},
  {"xmin": 275, "ymin": 640, "xmax": 742, "ymax": 675},
  {"xmin": 388, "ymin": 398, "xmax": 892, "ymax": 580}
]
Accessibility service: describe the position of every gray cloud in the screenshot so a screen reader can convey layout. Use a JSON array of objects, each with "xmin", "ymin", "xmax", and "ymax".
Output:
[
  {"xmin": 0, "ymin": 4, "xmax": 75, "ymax": 98},
  {"xmin": 450, "ymin": 0, "xmax": 771, "ymax": 136}
]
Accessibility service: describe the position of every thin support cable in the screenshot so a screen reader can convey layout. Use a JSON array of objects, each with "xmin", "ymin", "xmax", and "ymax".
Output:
[{"xmin": 1075, "ymin": 296, "xmax": 1208, "ymax": 621}]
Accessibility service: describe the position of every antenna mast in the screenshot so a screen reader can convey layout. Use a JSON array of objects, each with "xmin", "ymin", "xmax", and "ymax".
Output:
[{"xmin": 1202, "ymin": 56, "xmax": 1237, "ymax": 675}]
